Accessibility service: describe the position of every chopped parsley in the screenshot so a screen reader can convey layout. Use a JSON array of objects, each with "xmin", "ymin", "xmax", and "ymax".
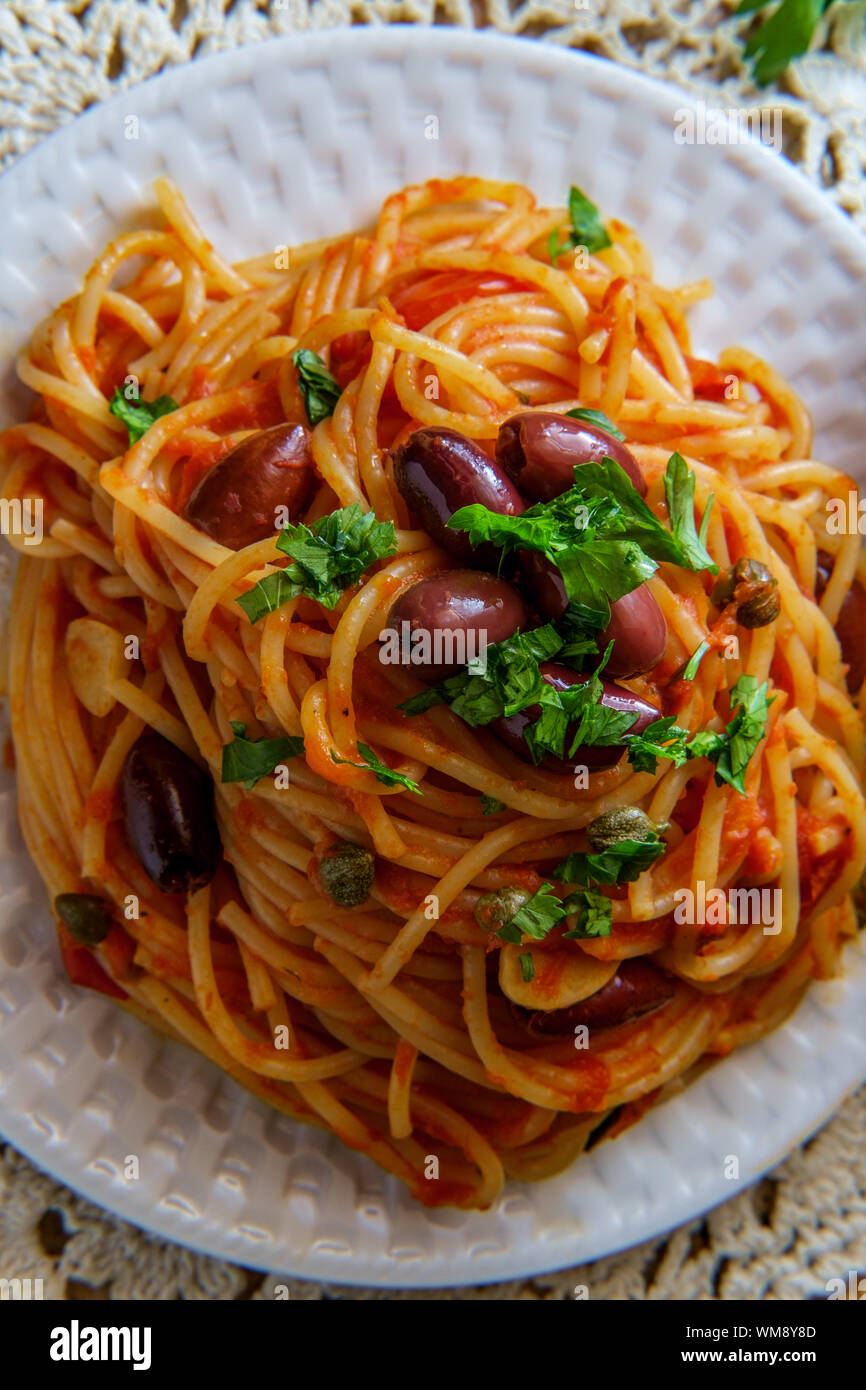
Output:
[
  {"xmin": 293, "ymin": 348, "xmax": 342, "ymax": 426},
  {"xmin": 687, "ymin": 675, "xmax": 774, "ymax": 795},
  {"xmin": 400, "ymin": 629, "xmax": 634, "ymax": 765},
  {"xmin": 561, "ymin": 888, "xmax": 613, "ymax": 940},
  {"xmin": 236, "ymin": 503, "xmax": 397, "ymax": 619},
  {"xmin": 663, "ymin": 452, "xmax": 716, "ymax": 573},
  {"xmin": 330, "ymin": 742, "xmax": 422, "ymax": 796},
  {"xmin": 564, "ymin": 407, "xmax": 625, "ymax": 441},
  {"xmin": 109, "ymin": 388, "xmax": 179, "ymax": 445},
  {"xmin": 494, "ymin": 880, "xmax": 612, "ymax": 944},
  {"xmin": 519, "ymin": 952, "xmax": 535, "ymax": 982},
  {"xmin": 553, "ymin": 837, "xmax": 666, "ymax": 888},
  {"xmin": 221, "ymin": 722, "xmax": 304, "ymax": 789},
  {"xmin": 480, "ymin": 795, "xmax": 507, "ymax": 815},
  {"xmin": 448, "ymin": 453, "xmax": 716, "ymax": 624},
  {"xmin": 681, "ymin": 640, "xmax": 711, "ymax": 683},
  {"xmin": 624, "ymin": 675, "xmax": 774, "ymax": 794},
  {"xmin": 548, "ymin": 185, "xmax": 612, "ymax": 266}
]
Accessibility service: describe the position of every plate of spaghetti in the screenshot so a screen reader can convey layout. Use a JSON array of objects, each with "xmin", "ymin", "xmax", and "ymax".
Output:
[{"xmin": 1, "ymin": 29, "xmax": 866, "ymax": 1288}]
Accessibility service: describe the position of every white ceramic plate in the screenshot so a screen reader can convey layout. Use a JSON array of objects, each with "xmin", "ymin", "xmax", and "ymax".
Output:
[{"xmin": 1, "ymin": 27, "xmax": 865, "ymax": 1290}]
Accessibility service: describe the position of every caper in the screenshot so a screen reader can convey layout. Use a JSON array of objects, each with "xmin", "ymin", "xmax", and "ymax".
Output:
[
  {"xmin": 317, "ymin": 841, "xmax": 375, "ymax": 907},
  {"xmin": 712, "ymin": 558, "xmax": 780, "ymax": 629},
  {"xmin": 474, "ymin": 886, "xmax": 530, "ymax": 933},
  {"xmin": 54, "ymin": 892, "xmax": 112, "ymax": 946},
  {"xmin": 586, "ymin": 806, "xmax": 667, "ymax": 853}
]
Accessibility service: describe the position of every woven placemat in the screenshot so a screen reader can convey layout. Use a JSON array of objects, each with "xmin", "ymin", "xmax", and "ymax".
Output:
[{"xmin": 1, "ymin": 0, "xmax": 865, "ymax": 1300}]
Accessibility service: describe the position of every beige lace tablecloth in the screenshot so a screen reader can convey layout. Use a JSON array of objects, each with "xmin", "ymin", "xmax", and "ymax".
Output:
[{"xmin": 1, "ymin": 0, "xmax": 865, "ymax": 1300}]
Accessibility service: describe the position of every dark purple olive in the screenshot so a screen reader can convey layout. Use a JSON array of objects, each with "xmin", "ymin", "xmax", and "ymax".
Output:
[
  {"xmin": 495, "ymin": 411, "xmax": 646, "ymax": 500},
  {"xmin": 183, "ymin": 422, "xmax": 314, "ymax": 549},
  {"xmin": 816, "ymin": 550, "xmax": 866, "ymax": 692},
  {"xmin": 392, "ymin": 427, "xmax": 524, "ymax": 568},
  {"xmin": 491, "ymin": 662, "xmax": 659, "ymax": 774},
  {"xmin": 384, "ymin": 570, "xmax": 528, "ymax": 681},
  {"xmin": 518, "ymin": 960, "xmax": 674, "ymax": 1036},
  {"xmin": 599, "ymin": 584, "xmax": 667, "ymax": 678},
  {"xmin": 519, "ymin": 555, "xmax": 667, "ymax": 679},
  {"xmin": 120, "ymin": 732, "xmax": 222, "ymax": 893},
  {"xmin": 520, "ymin": 551, "xmax": 568, "ymax": 621}
]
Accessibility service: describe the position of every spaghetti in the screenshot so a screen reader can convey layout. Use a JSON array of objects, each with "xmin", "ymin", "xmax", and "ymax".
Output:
[{"xmin": 2, "ymin": 176, "xmax": 864, "ymax": 1209}]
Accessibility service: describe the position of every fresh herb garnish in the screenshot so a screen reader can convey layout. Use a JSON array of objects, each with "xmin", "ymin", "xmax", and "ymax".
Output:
[
  {"xmin": 663, "ymin": 452, "xmax": 716, "ymax": 574},
  {"xmin": 548, "ymin": 185, "xmax": 612, "ymax": 266},
  {"xmin": 236, "ymin": 503, "xmax": 397, "ymax": 619},
  {"xmin": 221, "ymin": 721, "xmax": 305, "ymax": 789},
  {"xmin": 681, "ymin": 640, "xmax": 711, "ymax": 683},
  {"xmin": 561, "ymin": 888, "xmax": 613, "ymax": 940},
  {"xmin": 293, "ymin": 348, "xmax": 342, "ymax": 425},
  {"xmin": 493, "ymin": 880, "xmax": 612, "ymax": 944},
  {"xmin": 734, "ymin": 0, "xmax": 834, "ymax": 87},
  {"xmin": 519, "ymin": 952, "xmax": 535, "ymax": 982},
  {"xmin": 109, "ymin": 387, "xmax": 179, "ymax": 444},
  {"xmin": 480, "ymin": 795, "xmax": 507, "ymax": 815},
  {"xmin": 496, "ymin": 882, "xmax": 567, "ymax": 944},
  {"xmin": 565, "ymin": 407, "xmax": 625, "ymax": 441},
  {"xmin": 400, "ymin": 628, "xmax": 633, "ymax": 765},
  {"xmin": 330, "ymin": 742, "xmax": 422, "ymax": 795},
  {"xmin": 687, "ymin": 675, "xmax": 774, "ymax": 795},
  {"xmin": 625, "ymin": 715, "xmax": 692, "ymax": 775},
  {"xmin": 553, "ymin": 837, "xmax": 666, "ymax": 888},
  {"xmin": 448, "ymin": 454, "xmax": 716, "ymax": 624},
  {"xmin": 399, "ymin": 624, "xmax": 562, "ymax": 724},
  {"xmin": 624, "ymin": 675, "xmax": 773, "ymax": 794}
]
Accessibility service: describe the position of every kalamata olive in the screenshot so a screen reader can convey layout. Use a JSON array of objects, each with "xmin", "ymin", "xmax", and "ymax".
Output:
[
  {"xmin": 491, "ymin": 662, "xmax": 659, "ymax": 774},
  {"xmin": 519, "ymin": 555, "xmax": 666, "ymax": 679},
  {"xmin": 183, "ymin": 422, "xmax": 314, "ymax": 549},
  {"xmin": 495, "ymin": 411, "xmax": 646, "ymax": 500},
  {"xmin": 383, "ymin": 570, "xmax": 528, "ymax": 681},
  {"xmin": 120, "ymin": 732, "xmax": 222, "ymax": 893},
  {"xmin": 518, "ymin": 959, "xmax": 674, "ymax": 1036},
  {"xmin": 392, "ymin": 427, "xmax": 524, "ymax": 568},
  {"xmin": 598, "ymin": 584, "xmax": 668, "ymax": 678},
  {"xmin": 519, "ymin": 551, "xmax": 568, "ymax": 621},
  {"xmin": 816, "ymin": 551, "xmax": 866, "ymax": 692}
]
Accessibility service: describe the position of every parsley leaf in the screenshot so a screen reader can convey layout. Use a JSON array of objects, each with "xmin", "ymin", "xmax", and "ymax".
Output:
[
  {"xmin": 561, "ymin": 888, "xmax": 613, "ymax": 939},
  {"xmin": 554, "ymin": 838, "xmax": 666, "ymax": 887},
  {"xmin": 692, "ymin": 675, "xmax": 774, "ymax": 794},
  {"xmin": 564, "ymin": 407, "xmax": 625, "ymax": 441},
  {"xmin": 399, "ymin": 624, "xmax": 563, "ymax": 725},
  {"xmin": 480, "ymin": 795, "xmax": 506, "ymax": 815},
  {"xmin": 496, "ymin": 882, "xmax": 565, "ymax": 944},
  {"xmin": 681, "ymin": 640, "xmax": 711, "ymax": 683},
  {"xmin": 624, "ymin": 676, "xmax": 773, "ymax": 792},
  {"xmin": 448, "ymin": 454, "xmax": 716, "ymax": 625},
  {"xmin": 330, "ymin": 742, "xmax": 422, "ymax": 795},
  {"xmin": 549, "ymin": 185, "xmax": 612, "ymax": 265},
  {"xmin": 519, "ymin": 952, "xmax": 535, "ymax": 982},
  {"xmin": 293, "ymin": 348, "xmax": 342, "ymax": 425},
  {"xmin": 221, "ymin": 722, "xmax": 305, "ymax": 789},
  {"xmin": 236, "ymin": 503, "xmax": 397, "ymax": 619},
  {"xmin": 735, "ymin": 0, "xmax": 831, "ymax": 87},
  {"xmin": 663, "ymin": 453, "xmax": 717, "ymax": 574},
  {"xmin": 109, "ymin": 388, "xmax": 179, "ymax": 445},
  {"xmin": 625, "ymin": 715, "xmax": 692, "ymax": 775}
]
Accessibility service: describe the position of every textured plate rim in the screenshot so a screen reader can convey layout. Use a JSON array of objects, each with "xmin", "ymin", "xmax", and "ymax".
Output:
[{"xmin": 0, "ymin": 25, "xmax": 865, "ymax": 1290}]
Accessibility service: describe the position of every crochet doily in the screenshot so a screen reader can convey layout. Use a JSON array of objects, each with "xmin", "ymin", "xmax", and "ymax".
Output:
[{"xmin": 1, "ymin": 0, "xmax": 866, "ymax": 1300}]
